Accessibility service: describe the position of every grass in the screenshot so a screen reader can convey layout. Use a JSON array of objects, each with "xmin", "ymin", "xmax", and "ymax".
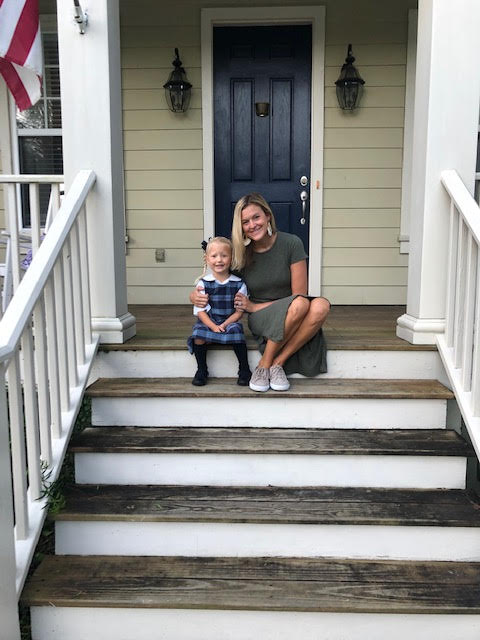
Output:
[{"xmin": 19, "ymin": 397, "xmax": 91, "ymax": 640}]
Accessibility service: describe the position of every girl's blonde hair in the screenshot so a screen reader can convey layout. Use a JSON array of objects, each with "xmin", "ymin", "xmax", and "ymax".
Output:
[
  {"xmin": 194, "ymin": 236, "xmax": 233, "ymax": 284},
  {"xmin": 231, "ymin": 193, "xmax": 277, "ymax": 271}
]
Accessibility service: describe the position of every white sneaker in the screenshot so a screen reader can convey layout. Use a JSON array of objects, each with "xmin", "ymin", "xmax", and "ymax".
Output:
[
  {"xmin": 269, "ymin": 364, "xmax": 290, "ymax": 391},
  {"xmin": 249, "ymin": 366, "xmax": 270, "ymax": 392}
]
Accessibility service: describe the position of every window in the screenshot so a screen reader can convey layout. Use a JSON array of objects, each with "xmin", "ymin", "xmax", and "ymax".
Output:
[{"xmin": 14, "ymin": 28, "xmax": 62, "ymax": 227}]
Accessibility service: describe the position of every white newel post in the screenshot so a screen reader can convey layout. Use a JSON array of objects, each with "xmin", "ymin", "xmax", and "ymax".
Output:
[
  {"xmin": 397, "ymin": 0, "xmax": 480, "ymax": 344},
  {"xmin": 57, "ymin": 0, "xmax": 135, "ymax": 343},
  {"xmin": 0, "ymin": 365, "xmax": 21, "ymax": 640}
]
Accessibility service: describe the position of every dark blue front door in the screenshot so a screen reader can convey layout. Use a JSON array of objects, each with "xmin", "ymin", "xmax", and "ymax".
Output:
[{"xmin": 213, "ymin": 25, "xmax": 312, "ymax": 251}]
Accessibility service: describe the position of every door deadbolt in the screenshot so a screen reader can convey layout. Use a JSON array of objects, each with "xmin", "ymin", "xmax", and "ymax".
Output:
[{"xmin": 300, "ymin": 176, "xmax": 308, "ymax": 186}]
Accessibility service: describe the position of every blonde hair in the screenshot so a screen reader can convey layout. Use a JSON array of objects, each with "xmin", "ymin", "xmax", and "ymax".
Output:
[
  {"xmin": 231, "ymin": 193, "xmax": 277, "ymax": 271},
  {"xmin": 194, "ymin": 236, "xmax": 233, "ymax": 284}
]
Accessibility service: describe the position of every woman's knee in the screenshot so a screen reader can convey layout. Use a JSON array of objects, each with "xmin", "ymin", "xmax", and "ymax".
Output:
[
  {"xmin": 309, "ymin": 297, "xmax": 330, "ymax": 324},
  {"xmin": 287, "ymin": 296, "xmax": 310, "ymax": 321}
]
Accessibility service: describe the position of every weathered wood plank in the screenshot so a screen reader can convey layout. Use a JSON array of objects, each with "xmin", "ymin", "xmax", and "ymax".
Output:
[
  {"xmin": 86, "ymin": 377, "xmax": 453, "ymax": 400},
  {"xmin": 70, "ymin": 427, "xmax": 474, "ymax": 457},
  {"xmin": 55, "ymin": 485, "xmax": 480, "ymax": 527},
  {"xmin": 22, "ymin": 555, "xmax": 480, "ymax": 613},
  {"xmin": 101, "ymin": 305, "xmax": 436, "ymax": 352}
]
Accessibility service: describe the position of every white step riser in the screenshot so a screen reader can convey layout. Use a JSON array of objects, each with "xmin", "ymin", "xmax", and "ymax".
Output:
[
  {"xmin": 91, "ymin": 397, "xmax": 448, "ymax": 429},
  {"xmin": 91, "ymin": 349, "xmax": 445, "ymax": 381},
  {"xmin": 30, "ymin": 608, "xmax": 480, "ymax": 640},
  {"xmin": 74, "ymin": 453, "xmax": 467, "ymax": 489},
  {"xmin": 55, "ymin": 521, "xmax": 480, "ymax": 562}
]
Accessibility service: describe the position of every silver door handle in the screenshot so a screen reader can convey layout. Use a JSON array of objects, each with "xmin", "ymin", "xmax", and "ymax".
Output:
[{"xmin": 300, "ymin": 190, "xmax": 308, "ymax": 225}]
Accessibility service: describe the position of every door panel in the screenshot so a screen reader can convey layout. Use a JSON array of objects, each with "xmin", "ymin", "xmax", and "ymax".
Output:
[{"xmin": 213, "ymin": 25, "xmax": 312, "ymax": 251}]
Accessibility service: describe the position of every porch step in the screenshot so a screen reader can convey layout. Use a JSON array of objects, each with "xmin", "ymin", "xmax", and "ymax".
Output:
[
  {"xmin": 91, "ymin": 347, "xmax": 443, "ymax": 380},
  {"xmin": 71, "ymin": 427, "xmax": 472, "ymax": 488},
  {"xmin": 22, "ymin": 556, "xmax": 480, "ymax": 640},
  {"xmin": 53, "ymin": 485, "xmax": 480, "ymax": 561},
  {"xmin": 86, "ymin": 378, "xmax": 453, "ymax": 429}
]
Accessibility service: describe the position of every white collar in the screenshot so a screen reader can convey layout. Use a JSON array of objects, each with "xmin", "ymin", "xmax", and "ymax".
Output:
[{"xmin": 202, "ymin": 273, "xmax": 241, "ymax": 283}]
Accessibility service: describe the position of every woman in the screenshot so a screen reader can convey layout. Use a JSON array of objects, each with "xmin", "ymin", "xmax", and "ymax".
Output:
[{"xmin": 191, "ymin": 193, "xmax": 330, "ymax": 392}]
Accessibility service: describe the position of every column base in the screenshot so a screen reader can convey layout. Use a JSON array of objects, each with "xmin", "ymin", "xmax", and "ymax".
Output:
[
  {"xmin": 92, "ymin": 312, "xmax": 136, "ymax": 344},
  {"xmin": 396, "ymin": 313, "xmax": 445, "ymax": 345}
]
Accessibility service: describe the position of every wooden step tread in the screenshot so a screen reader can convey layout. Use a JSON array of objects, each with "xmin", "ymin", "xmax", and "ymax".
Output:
[
  {"xmin": 55, "ymin": 485, "xmax": 480, "ymax": 527},
  {"xmin": 22, "ymin": 555, "xmax": 480, "ymax": 613},
  {"xmin": 86, "ymin": 377, "xmax": 453, "ymax": 399},
  {"xmin": 70, "ymin": 427, "xmax": 474, "ymax": 457}
]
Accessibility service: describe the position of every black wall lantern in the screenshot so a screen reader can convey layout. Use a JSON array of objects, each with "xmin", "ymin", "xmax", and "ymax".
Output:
[
  {"xmin": 163, "ymin": 48, "xmax": 192, "ymax": 113},
  {"xmin": 335, "ymin": 44, "xmax": 365, "ymax": 111}
]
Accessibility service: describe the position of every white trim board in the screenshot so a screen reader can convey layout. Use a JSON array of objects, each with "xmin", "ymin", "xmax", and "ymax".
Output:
[
  {"xmin": 29, "ymin": 608, "xmax": 480, "ymax": 640},
  {"xmin": 201, "ymin": 6, "xmax": 326, "ymax": 295}
]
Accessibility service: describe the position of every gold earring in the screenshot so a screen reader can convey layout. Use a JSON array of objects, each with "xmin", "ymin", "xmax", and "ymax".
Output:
[{"xmin": 267, "ymin": 222, "xmax": 272, "ymax": 237}]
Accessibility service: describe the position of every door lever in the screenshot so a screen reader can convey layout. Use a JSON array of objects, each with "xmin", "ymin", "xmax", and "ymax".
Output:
[{"xmin": 300, "ymin": 190, "xmax": 308, "ymax": 225}]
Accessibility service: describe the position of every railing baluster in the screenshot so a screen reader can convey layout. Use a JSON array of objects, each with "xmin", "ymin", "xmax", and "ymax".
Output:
[
  {"xmin": 6, "ymin": 183, "xmax": 21, "ymax": 294},
  {"xmin": 445, "ymin": 201, "xmax": 459, "ymax": 348},
  {"xmin": 78, "ymin": 207, "xmax": 92, "ymax": 345},
  {"xmin": 472, "ymin": 249, "xmax": 480, "ymax": 416},
  {"xmin": 29, "ymin": 182, "xmax": 42, "ymax": 252},
  {"xmin": 6, "ymin": 350, "xmax": 28, "ymax": 539},
  {"xmin": 20, "ymin": 322, "xmax": 42, "ymax": 500},
  {"xmin": 44, "ymin": 277, "xmax": 62, "ymax": 439},
  {"xmin": 0, "ymin": 362, "xmax": 21, "ymax": 640},
  {"xmin": 33, "ymin": 297, "xmax": 52, "ymax": 465},
  {"xmin": 48, "ymin": 182, "xmax": 61, "ymax": 224},
  {"xmin": 63, "ymin": 240, "xmax": 78, "ymax": 387},
  {"xmin": 71, "ymin": 222, "xmax": 86, "ymax": 366},
  {"xmin": 453, "ymin": 217, "xmax": 466, "ymax": 368},
  {"xmin": 461, "ymin": 235, "xmax": 476, "ymax": 391},
  {"xmin": 53, "ymin": 258, "xmax": 70, "ymax": 414}
]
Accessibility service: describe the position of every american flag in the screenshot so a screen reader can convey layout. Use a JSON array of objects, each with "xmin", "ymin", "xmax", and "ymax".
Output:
[{"xmin": 0, "ymin": 0, "xmax": 42, "ymax": 111}]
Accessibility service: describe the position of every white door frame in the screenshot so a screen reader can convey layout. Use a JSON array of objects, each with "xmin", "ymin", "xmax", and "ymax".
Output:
[{"xmin": 201, "ymin": 6, "xmax": 325, "ymax": 295}]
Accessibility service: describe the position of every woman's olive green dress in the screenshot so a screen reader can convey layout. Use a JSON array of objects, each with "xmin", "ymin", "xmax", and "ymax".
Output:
[{"xmin": 241, "ymin": 231, "xmax": 327, "ymax": 376}]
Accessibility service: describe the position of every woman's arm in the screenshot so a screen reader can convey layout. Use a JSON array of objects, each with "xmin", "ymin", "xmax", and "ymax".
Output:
[{"xmin": 290, "ymin": 260, "xmax": 308, "ymax": 295}]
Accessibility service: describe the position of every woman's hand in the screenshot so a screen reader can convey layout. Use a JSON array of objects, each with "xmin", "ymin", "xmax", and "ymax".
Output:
[
  {"xmin": 190, "ymin": 287, "xmax": 209, "ymax": 307},
  {"xmin": 234, "ymin": 292, "xmax": 253, "ymax": 313}
]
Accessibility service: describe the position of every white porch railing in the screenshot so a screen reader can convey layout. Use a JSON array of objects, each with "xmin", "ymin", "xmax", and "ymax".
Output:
[
  {"xmin": 0, "ymin": 170, "xmax": 99, "ymax": 639},
  {"xmin": 438, "ymin": 169, "xmax": 480, "ymax": 460}
]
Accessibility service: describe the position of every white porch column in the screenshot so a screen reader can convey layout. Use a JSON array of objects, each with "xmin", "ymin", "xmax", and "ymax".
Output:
[
  {"xmin": 397, "ymin": 0, "xmax": 480, "ymax": 344},
  {"xmin": 57, "ymin": 0, "xmax": 135, "ymax": 343}
]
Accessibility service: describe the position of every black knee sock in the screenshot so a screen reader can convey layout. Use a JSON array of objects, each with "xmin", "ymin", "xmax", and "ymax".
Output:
[
  {"xmin": 233, "ymin": 343, "xmax": 250, "ymax": 375},
  {"xmin": 193, "ymin": 343, "xmax": 208, "ymax": 375}
]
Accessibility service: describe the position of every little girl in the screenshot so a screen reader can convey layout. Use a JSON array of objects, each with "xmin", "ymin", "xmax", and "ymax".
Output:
[{"xmin": 187, "ymin": 237, "xmax": 251, "ymax": 386}]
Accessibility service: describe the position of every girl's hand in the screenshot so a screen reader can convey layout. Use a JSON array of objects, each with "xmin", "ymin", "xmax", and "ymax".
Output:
[
  {"xmin": 191, "ymin": 287, "xmax": 209, "ymax": 307},
  {"xmin": 212, "ymin": 324, "xmax": 225, "ymax": 333},
  {"xmin": 234, "ymin": 292, "xmax": 252, "ymax": 313}
]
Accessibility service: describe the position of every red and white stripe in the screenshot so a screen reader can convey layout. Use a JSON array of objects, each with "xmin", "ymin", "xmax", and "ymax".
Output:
[{"xmin": 0, "ymin": 0, "xmax": 42, "ymax": 110}]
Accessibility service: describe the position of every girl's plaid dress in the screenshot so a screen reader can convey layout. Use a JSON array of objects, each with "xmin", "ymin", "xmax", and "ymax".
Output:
[{"xmin": 187, "ymin": 274, "xmax": 247, "ymax": 353}]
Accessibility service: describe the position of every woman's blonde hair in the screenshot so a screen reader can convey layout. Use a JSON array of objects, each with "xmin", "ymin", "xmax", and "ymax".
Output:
[
  {"xmin": 231, "ymin": 193, "xmax": 277, "ymax": 271},
  {"xmin": 194, "ymin": 236, "xmax": 233, "ymax": 284}
]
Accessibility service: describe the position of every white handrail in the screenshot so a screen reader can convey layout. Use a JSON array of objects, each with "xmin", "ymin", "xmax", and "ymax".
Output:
[
  {"xmin": 0, "ymin": 170, "xmax": 99, "ymax": 638},
  {"xmin": 438, "ymin": 169, "xmax": 480, "ymax": 461}
]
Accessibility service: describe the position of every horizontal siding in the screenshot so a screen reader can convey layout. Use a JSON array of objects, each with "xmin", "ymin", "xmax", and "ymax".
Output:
[
  {"xmin": 322, "ymin": 286, "xmax": 407, "ymax": 305},
  {"xmin": 126, "ymin": 248, "xmax": 203, "ymax": 268},
  {"xmin": 323, "ymin": 209, "xmax": 400, "ymax": 228},
  {"xmin": 127, "ymin": 210, "xmax": 203, "ymax": 229},
  {"xmin": 323, "ymin": 248, "xmax": 408, "ymax": 267},
  {"xmin": 120, "ymin": 0, "xmax": 412, "ymax": 304},
  {"xmin": 127, "ymin": 286, "xmax": 195, "ymax": 304}
]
